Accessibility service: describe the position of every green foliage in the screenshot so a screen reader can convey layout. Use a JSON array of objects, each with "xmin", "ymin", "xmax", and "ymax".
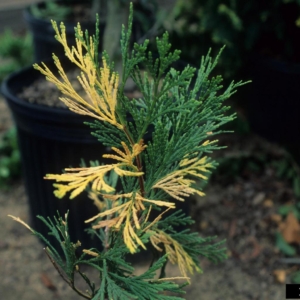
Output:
[
  {"xmin": 272, "ymin": 153, "xmax": 300, "ymax": 198},
  {"xmin": 291, "ymin": 271, "xmax": 300, "ymax": 284},
  {"xmin": 278, "ymin": 204, "xmax": 300, "ymax": 220},
  {"xmin": 0, "ymin": 30, "xmax": 33, "ymax": 82},
  {"xmin": 165, "ymin": 0, "xmax": 300, "ymax": 77},
  {"xmin": 89, "ymin": 35, "xmax": 248, "ymax": 193},
  {"xmin": 0, "ymin": 127, "xmax": 21, "ymax": 189},
  {"xmin": 12, "ymin": 3, "xmax": 248, "ymax": 298},
  {"xmin": 30, "ymin": 0, "xmax": 72, "ymax": 20},
  {"xmin": 275, "ymin": 232, "xmax": 296, "ymax": 257},
  {"xmin": 151, "ymin": 210, "xmax": 227, "ymax": 273},
  {"xmin": 30, "ymin": 212, "xmax": 186, "ymax": 299},
  {"xmin": 0, "ymin": 30, "xmax": 30, "ymax": 189}
]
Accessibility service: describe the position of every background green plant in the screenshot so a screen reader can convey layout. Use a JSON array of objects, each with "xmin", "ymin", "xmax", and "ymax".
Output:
[
  {"xmin": 0, "ymin": 29, "xmax": 32, "ymax": 82},
  {"xmin": 0, "ymin": 127, "xmax": 21, "ymax": 189},
  {"xmin": 165, "ymin": 0, "xmax": 300, "ymax": 79},
  {"xmin": 0, "ymin": 30, "xmax": 32, "ymax": 189}
]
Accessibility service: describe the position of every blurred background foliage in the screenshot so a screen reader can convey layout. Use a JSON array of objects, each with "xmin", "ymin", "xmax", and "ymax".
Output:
[
  {"xmin": 0, "ymin": 127, "xmax": 21, "ymax": 189},
  {"xmin": 0, "ymin": 30, "xmax": 33, "ymax": 188},
  {"xmin": 0, "ymin": 29, "xmax": 32, "ymax": 82},
  {"xmin": 165, "ymin": 0, "xmax": 300, "ymax": 78}
]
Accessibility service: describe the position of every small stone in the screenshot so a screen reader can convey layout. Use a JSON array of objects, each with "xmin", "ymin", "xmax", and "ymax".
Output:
[
  {"xmin": 270, "ymin": 214, "xmax": 282, "ymax": 223},
  {"xmin": 0, "ymin": 240, "xmax": 8, "ymax": 249},
  {"xmin": 200, "ymin": 221, "xmax": 208, "ymax": 230},
  {"xmin": 273, "ymin": 269, "xmax": 286, "ymax": 284},
  {"xmin": 253, "ymin": 192, "xmax": 265, "ymax": 205},
  {"xmin": 263, "ymin": 199, "xmax": 274, "ymax": 208},
  {"xmin": 259, "ymin": 220, "xmax": 268, "ymax": 229}
]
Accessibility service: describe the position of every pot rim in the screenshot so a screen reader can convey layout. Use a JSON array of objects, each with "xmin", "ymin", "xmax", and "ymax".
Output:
[{"xmin": 1, "ymin": 64, "xmax": 77, "ymax": 116}]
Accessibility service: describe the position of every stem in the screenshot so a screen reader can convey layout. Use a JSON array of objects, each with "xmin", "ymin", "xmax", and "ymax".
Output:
[
  {"xmin": 136, "ymin": 154, "xmax": 146, "ymax": 197},
  {"xmin": 104, "ymin": 225, "xmax": 111, "ymax": 253},
  {"xmin": 123, "ymin": 125, "xmax": 146, "ymax": 197},
  {"xmin": 159, "ymin": 258, "xmax": 168, "ymax": 279},
  {"xmin": 44, "ymin": 249, "xmax": 92, "ymax": 299},
  {"xmin": 71, "ymin": 285, "xmax": 92, "ymax": 300}
]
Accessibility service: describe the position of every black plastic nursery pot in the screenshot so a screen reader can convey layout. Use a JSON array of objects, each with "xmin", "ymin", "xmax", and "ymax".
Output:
[
  {"xmin": 1, "ymin": 63, "xmax": 107, "ymax": 249},
  {"xmin": 246, "ymin": 55, "xmax": 300, "ymax": 159},
  {"xmin": 24, "ymin": 0, "xmax": 105, "ymax": 62}
]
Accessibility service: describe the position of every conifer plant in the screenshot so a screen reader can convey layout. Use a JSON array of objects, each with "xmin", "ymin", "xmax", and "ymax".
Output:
[{"xmin": 9, "ymin": 3, "xmax": 248, "ymax": 299}]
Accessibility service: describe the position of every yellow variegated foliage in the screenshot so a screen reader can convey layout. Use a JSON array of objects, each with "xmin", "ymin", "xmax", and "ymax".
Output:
[
  {"xmin": 202, "ymin": 139, "xmax": 218, "ymax": 146},
  {"xmin": 50, "ymin": 21, "xmax": 97, "ymax": 71},
  {"xmin": 178, "ymin": 155, "xmax": 213, "ymax": 178},
  {"xmin": 34, "ymin": 21, "xmax": 123, "ymax": 129},
  {"xmin": 153, "ymin": 155, "xmax": 213, "ymax": 201},
  {"xmin": 82, "ymin": 249, "xmax": 99, "ymax": 257},
  {"xmin": 34, "ymin": 57, "xmax": 122, "ymax": 129},
  {"xmin": 45, "ymin": 141, "xmax": 145, "ymax": 199},
  {"xmin": 85, "ymin": 192, "xmax": 175, "ymax": 253},
  {"xmin": 8, "ymin": 215, "xmax": 35, "ymax": 233},
  {"xmin": 103, "ymin": 140, "xmax": 147, "ymax": 170},
  {"xmin": 88, "ymin": 190, "xmax": 105, "ymax": 211},
  {"xmin": 149, "ymin": 230, "xmax": 202, "ymax": 282}
]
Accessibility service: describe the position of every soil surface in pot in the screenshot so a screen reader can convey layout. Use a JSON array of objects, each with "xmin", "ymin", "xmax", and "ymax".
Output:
[
  {"xmin": 0, "ymin": 93, "xmax": 293, "ymax": 299},
  {"xmin": 18, "ymin": 69, "xmax": 82, "ymax": 108},
  {"xmin": 18, "ymin": 68, "xmax": 145, "ymax": 108}
]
